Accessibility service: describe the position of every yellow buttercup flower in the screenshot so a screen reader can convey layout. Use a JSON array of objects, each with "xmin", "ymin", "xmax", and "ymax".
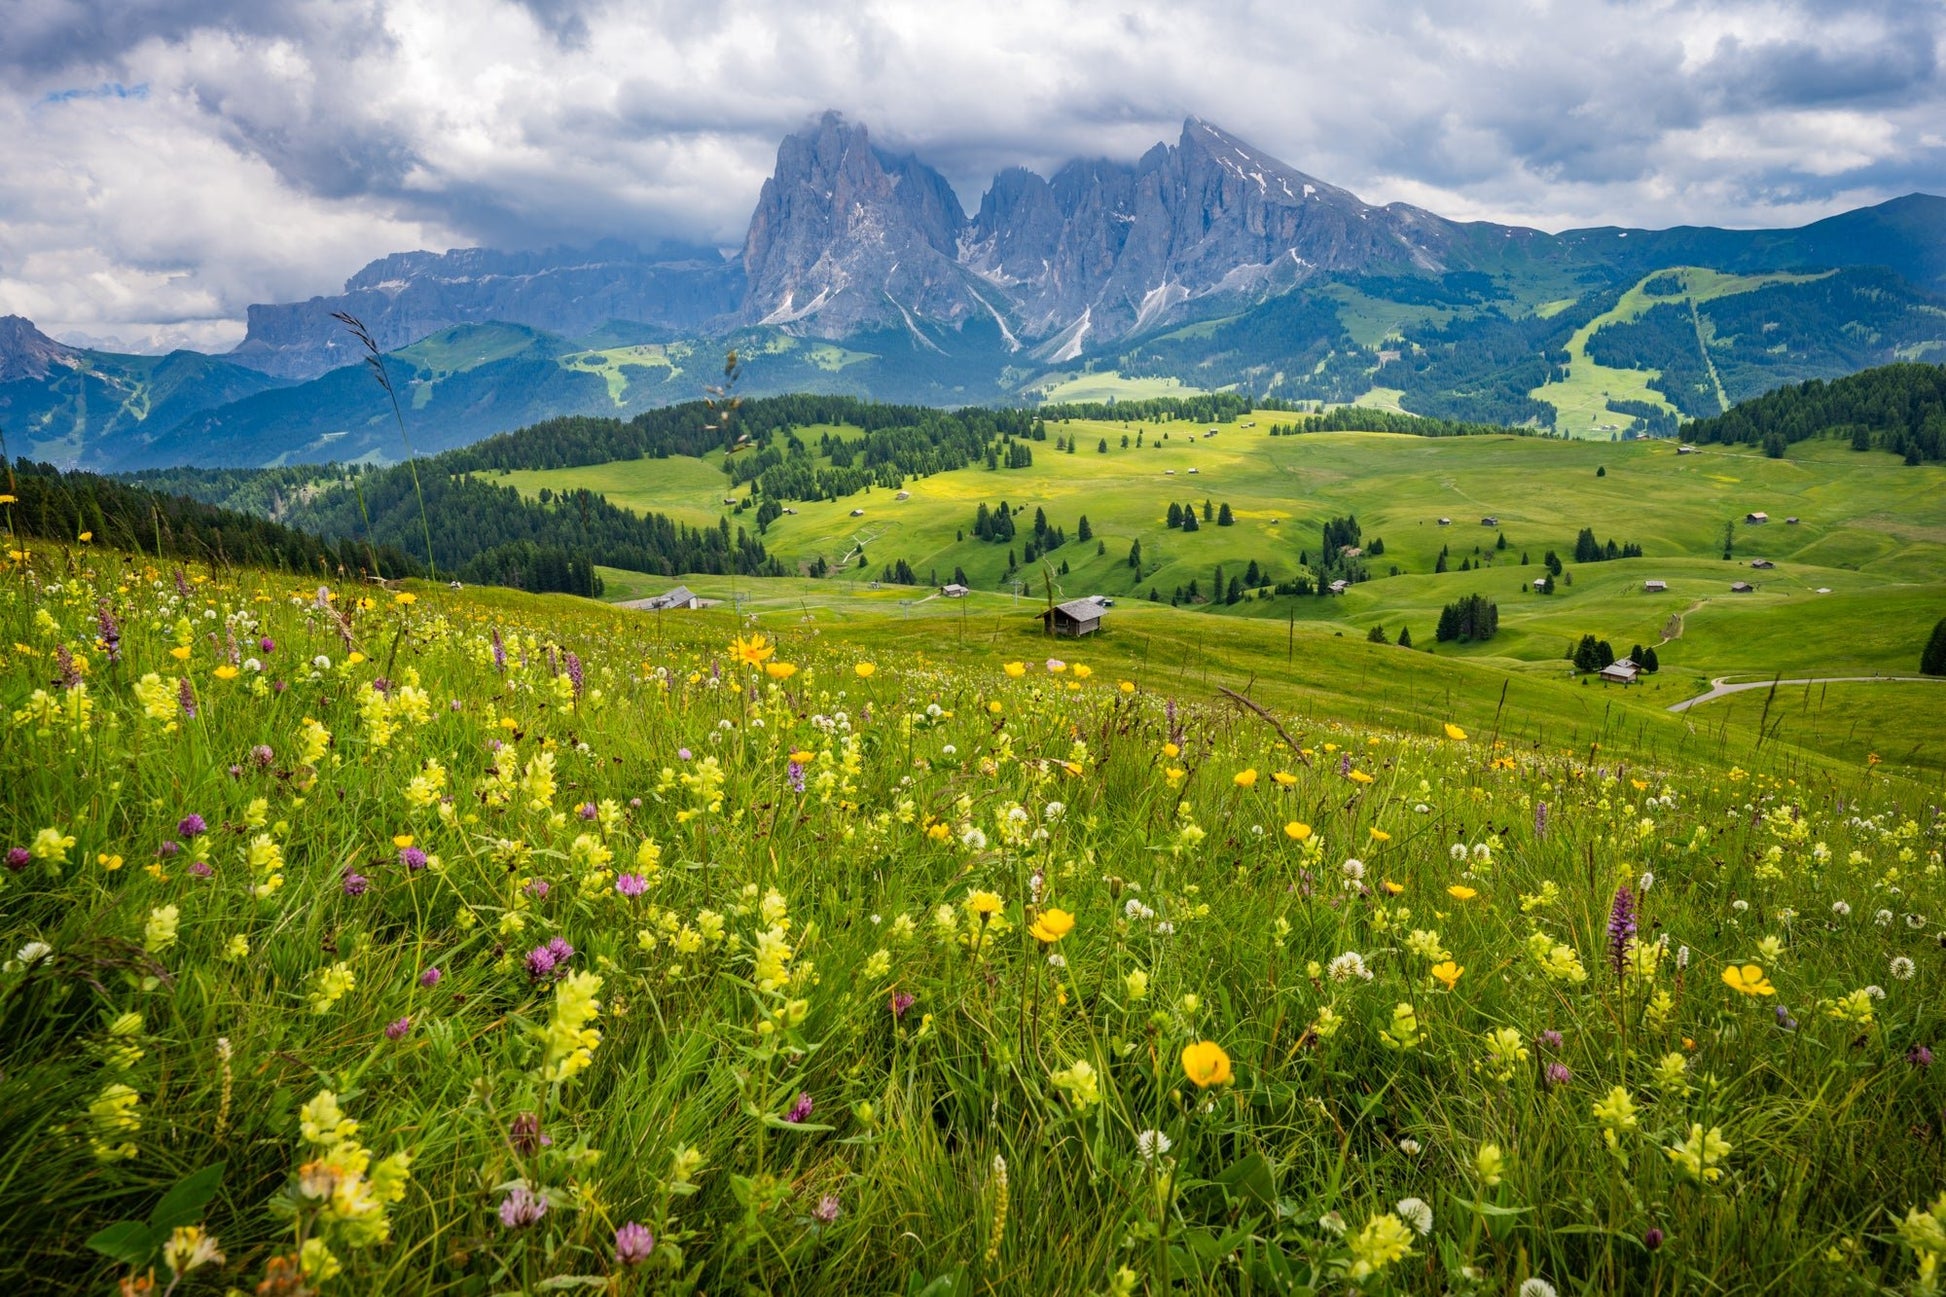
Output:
[
  {"xmin": 764, "ymin": 661, "xmax": 797, "ymax": 679},
  {"xmin": 1369, "ymin": 827, "xmax": 1391, "ymax": 842},
  {"xmin": 854, "ymin": 661, "xmax": 876, "ymax": 678},
  {"xmin": 1444, "ymin": 723, "xmax": 1468, "ymax": 741},
  {"xmin": 966, "ymin": 891, "xmax": 1003, "ymax": 921},
  {"xmin": 393, "ymin": 592, "xmax": 417, "ymax": 605},
  {"xmin": 1284, "ymin": 821, "xmax": 1312, "ymax": 841},
  {"xmin": 1447, "ymin": 885, "xmax": 1478, "ymax": 901},
  {"xmin": 1381, "ymin": 880, "xmax": 1404, "ymax": 895},
  {"xmin": 1028, "ymin": 907, "xmax": 1074, "ymax": 943},
  {"xmin": 1234, "ymin": 768, "xmax": 1258, "ymax": 788},
  {"xmin": 1722, "ymin": 963, "xmax": 1776, "ymax": 997},
  {"xmin": 213, "ymin": 664, "xmax": 240, "ymax": 681},
  {"xmin": 1181, "ymin": 1040, "xmax": 1233, "ymax": 1088},
  {"xmin": 1347, "ymin": 769, "xmax": 1375, "ymax": 785},
  {"xmin": 1430, "ymin": 961, "xmax": 1464, "ymax": 990},
  {"xmin": 1003, "ymin": 661, "xmax": 1026, "ymax": 678}
]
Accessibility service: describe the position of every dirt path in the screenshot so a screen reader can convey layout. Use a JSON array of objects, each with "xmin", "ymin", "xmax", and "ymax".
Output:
[{"xmin": 1668, "ymin": 674, "xmax": 1944, "ymax": 713}]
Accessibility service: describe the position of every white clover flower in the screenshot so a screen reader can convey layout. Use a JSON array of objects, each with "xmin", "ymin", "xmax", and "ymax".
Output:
[
  {"xmin": 1865, "ymin": 984, "xmax": 1886, "ymax": 1000},
  {"xmin": 1908, "ymin": 913, "xmax": 1928, "ymax": 929},
  {"xmin": 1450, "ymin": 843, "xmax": 1468, "ymax": 861},
  {"xmin": 312, "ymin": 655, "xmax": 332, "ymax": 670},
  {"xmin": 1341, "ymin": 858, "xmax": 1366, "ymax": 883},
  {"xmin": 1047, "ymin": 953, "xmax": 1067, "ymax": 969},
  {"xmin": 941, "ymin": 744, "xmax": 957, "ymax": 756},
  {"xmin": 1638, "ymin": 871, "xmax": 1655, "ymax": 892},
  {"xmin": 1877, "ymin": 909, "xmax": 1896, "ymax": 927},
  {"xmin": 1832, "ymin": 901, "xmax": 1852, "ymax": 917},
  {"xmin": 1328, "ymin": 951, "xmax": 1373, "ymax": 982},
  {"xmin": 1398, "ymin": 1137, "xmax": 1422, "ymax": 1156},
  {"xmin": 1891, "ymin": 956, "xmax": 1916, "ymax": 980},
  {"xmin": 1732, "ymin": 899, "xmax": 1749, "ymax": 913},
  {"xmin": 1473, "ymin": 842, "xmax": 1492, "ymax": 861},
  {"xmin": 1394, "ymin": 1197, "xmax": 1433, "ymax": 1236},
  {"xmin": 1519, "ymin": 1281, "xmax": 1559, "ymax": 1297},
  {"xmin": 1136, "ymin": 1129, "xmax": 1172, "ymax": 1163}
]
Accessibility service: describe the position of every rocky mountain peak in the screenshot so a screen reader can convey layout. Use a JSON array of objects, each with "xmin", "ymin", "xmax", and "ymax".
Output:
[{"xmin": 0, "ymin": 315, "xmax": 80, "ymax": 383}]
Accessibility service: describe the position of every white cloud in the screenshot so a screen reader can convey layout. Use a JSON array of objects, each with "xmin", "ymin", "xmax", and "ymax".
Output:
[{"xmin": 2, "ymin": 0, "xmax": 1942, "ymax": 349}]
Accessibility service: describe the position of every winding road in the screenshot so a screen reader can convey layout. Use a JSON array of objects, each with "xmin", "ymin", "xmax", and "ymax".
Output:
[{"xmin": 1668, "ymin": 674, "xmax": 1944, "ymax": 713}]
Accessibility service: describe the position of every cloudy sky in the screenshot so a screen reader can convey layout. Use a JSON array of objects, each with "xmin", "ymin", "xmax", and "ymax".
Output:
[{"xmin": 4, "ymin": 0, "xmax": 1942, "ymax": 352}]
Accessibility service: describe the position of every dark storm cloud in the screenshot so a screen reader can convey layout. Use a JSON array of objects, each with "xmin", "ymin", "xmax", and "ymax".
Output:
[{"xmin": 4, "ymin": 0, "xmax": 1944, "ymax": 348}]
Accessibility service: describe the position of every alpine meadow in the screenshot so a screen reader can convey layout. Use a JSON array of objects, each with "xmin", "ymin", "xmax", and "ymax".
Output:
[{"xmin": 9, "ymin": 4, "xmax": 1946, "ymax": 1295}]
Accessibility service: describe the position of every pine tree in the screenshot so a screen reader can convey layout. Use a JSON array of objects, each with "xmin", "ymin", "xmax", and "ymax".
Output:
[
  {"xmin": 1127, "ymin": 539, "xmax": 1142, "ymax": 569},
  {"xmin": 1397, "ymin": 626, "xmax": 1413, "ymax": 648},
  {"xmin": 1182, "ymin": 510, "xmax": 1199, "ymax": 533},
  {"xmin": 1641, "ymin": 645, "xmax": 1660, "ymax": 673},
  {"xmin": 1077, "ymin": 515, "xmax": 1093, "ymax": 542},
  {"xmin": 1217, "ymin": 502, "xmax": 1234, "ymax": 526},
  {"xmin": 1367, "ymin": 624, "xmax": 1388, "ymax": 644},
  {"xmin": 1202, "ymin": 499, "xmax": 1214, "ymax": 522},
  {"xmin": 1167, "ymin": 502, "xmax": 1183, "ymax": 528},
  {"xmin": 1923, "ymin": 616, "xmax": 1946, "ymax": 676}
]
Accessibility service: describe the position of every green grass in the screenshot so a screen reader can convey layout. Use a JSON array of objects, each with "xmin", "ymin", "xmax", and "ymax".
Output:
[
  {"xmin": 1029, "ymin": 372, "xmax": 1212, "ymax": 403},
  {"xmin": 5, "ymin": 547, "xmax": 1944, "ymax": 1296},
  {"xmin": 505, "ymin": 423, "xmax": 1946, "ymax": 695},
  {"xmin": 1531, "ymin": 268, "xmax": 1831, "ymax": 435}
]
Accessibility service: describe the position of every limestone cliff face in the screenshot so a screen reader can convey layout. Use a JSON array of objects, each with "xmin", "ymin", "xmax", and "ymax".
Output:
[
  {"xmin": 0, "ymin": 315, "xmax": 80, "ymax": 382},
  {"xmin": 738, "ymin": 112, "xmax": 987, "ymax": 339},
  {"xmin": 743, "ymin": 115, "xmax": 1473, "ymax": 351}
]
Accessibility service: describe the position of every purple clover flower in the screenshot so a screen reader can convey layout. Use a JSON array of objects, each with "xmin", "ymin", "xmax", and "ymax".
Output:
[
  {"xmin": 189, "ymin": 861, "xmax": 214, "ymax": 879},
  {"xmin": 1909, "ymin": 1044, "xmax": 1933, "ymax": 1067},
  {"xmin": 252, "ymin": 744, "xmax": 275, "ymax": 768},
  {"xmin": 784, "ymin": 1092, "xmax": 814, "ymax": 1124},
  {"xmin": 525, "ymin": 946, "xmax": 558, "ymax": 981},
  {"xmin": 177, "ymin": 814, "xmax": 207, "ymax": 838},
  {"xmin": 1537, "ymin": 1029, "xmax": 1563, "ymax": 1051},
  {"xmin": 525, "ymin": 878, "xmax": 550, "ymax": 900},
  {"xmin": 812, "ymin": 1194, "xmax": 841, "ymax": 1225},
  {"xmin": 1545, "ymin": 1062, "xmax": 1573, "ymax": 1087},
  {"xmin": 5, "ymin": 847, "xmax": 30, "ymax": 872},
  {"xmin": 498, "ymin": 1186, "xmax": 548, "ymax": 1229},
  {"xmin": 578, "ymin": 802, "xmax": 598, "ymax": 820},
  {"xmin": 890, "ymin": 991, "xmax": 916, "ymax": 1019},
  {"xmin": 419, "ymin": 967, "xmax": 442, "ymax": 987},
  {"xmin": 677, "ymin": 747, "xmax": 692, "ymax": 761},
  {"xmin": 260, "ymin": 636, "xmax": 275, "ymax": 653},
  {"xmin": 399, "ymin": 846, "xmax": 428, "ymax": 871},
  {"xmin": 510, "ymin": 1112, "xmax": 550, "ymax": 1155},
  {"xmin": 343, "ymin": 869, "xmax": 369, "ymax": 897},
  {"xmin": 158, "ymin": 840, "xmax": 181, "ymax": 858},
  {"xmin": 614, "ymin": 1221, "xmax": 655, "ymax": 1266},
  {"xmin": 1644, "ymin": 1227, "xmax": 1665, "ymax": 1251},
  {"xmin": 385, "ymin": 1016, "xmax": 411, "ymax": 1040},
  {"xmin": 615, "ymin": 873, "xmax": 647, "ymax": 898},
  {"xmin": 547, "ymin": 936, "xmax": 574, "ymax": 963}
]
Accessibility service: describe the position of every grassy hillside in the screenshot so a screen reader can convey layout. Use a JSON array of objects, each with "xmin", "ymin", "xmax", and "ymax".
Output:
[
  {"xmin": 4, "ymin": 546, "xmax": 1944, "ymax": 1295},
  {"xmin": 499, "ymin": 420, "xmax": 1946, "ymax": 692}
]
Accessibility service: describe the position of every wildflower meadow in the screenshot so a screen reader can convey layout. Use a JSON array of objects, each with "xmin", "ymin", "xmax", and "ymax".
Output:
[{"xmin": 3, "ymin": 547, "xmax": 1944, "ymax": 1295}]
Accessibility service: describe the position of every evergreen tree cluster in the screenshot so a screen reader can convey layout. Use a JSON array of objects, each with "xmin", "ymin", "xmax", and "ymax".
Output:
[
  {"xmin": 1682, "ymin": 363, "xmax": 1946, "ymax": 464},
  {"xmin": 1268, "ymin": 407, "xmax": 1528, "ymax": 438},
  {"xmin": 1572, "ymin": 528, "xmax": 1644, "ymax": 562},
  {"xmin": 5, "ymin": 457, "xmax": 420, "ymax": 579},
  {"xmin": 1435, "ymin": 594, "xmax": 1500, "ymax": 643}
]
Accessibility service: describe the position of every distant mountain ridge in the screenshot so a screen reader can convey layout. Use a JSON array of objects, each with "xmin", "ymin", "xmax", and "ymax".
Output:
[
  {"xmin": 219, "ymin": 113, "xmax": 1946, "ymax": 382},
  {"xmin": 7, "ymin": 112, "xmax": 1946, "ymax": 470}
]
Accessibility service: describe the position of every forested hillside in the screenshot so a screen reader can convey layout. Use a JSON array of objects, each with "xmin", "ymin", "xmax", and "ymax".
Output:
[{"xmin": 1682, "ymin": 362, "xmax": 1946, "ymax": 462}]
